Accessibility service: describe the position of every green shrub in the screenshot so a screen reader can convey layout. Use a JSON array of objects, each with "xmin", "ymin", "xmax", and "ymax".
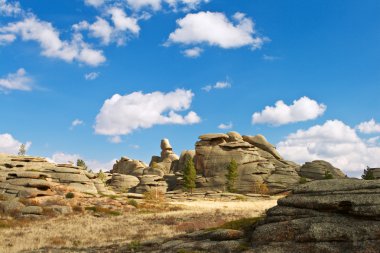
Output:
[
  {"xmin": 128, "ymin": 199, "xmax": 139, "ymax": 208},
  {"xmin": 143, "ymin": 189, "xmax": 165, "ymax": 203},
  {"xmin": 85, "ymin": 206, "xmax": 121, "ymax": 216},
  {"xmin": 65, "ymin": 192, "xmax": 75, "ymax": 199},
  {"xmin": 299, "ymin": 177, "xmax": 308, "ymax": 184},
  {"xmin": 362, "ymin": 168, "xmax": 375, "ymax": 180},
  {"xmin": 183, "ymin": 157, "xmax": 196, "ymax": 194},
  {"xmin": 225, "ymin": 159, "xmax": 238, "ymax": 192},
  {"xmin": 76, "ymin": 159, "xmax": 88, "ymax": 170},
  {"xmin": 215, "ymin": 217, "xmax": 264, "ymax": 236},
  {"xmin": 97, "ymin": 170, "xmax": 107, "ymax": 182},
  {"xmin": 324, "ymin": 171, "xmax": 334, "ymax": 179}
]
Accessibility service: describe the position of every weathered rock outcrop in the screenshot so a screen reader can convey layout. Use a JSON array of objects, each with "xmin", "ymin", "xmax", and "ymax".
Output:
[
  {"xmin": 111, "ymin": 157, "xmax": 147, "ymax": 177},
  {"xmin": 367, "ymin": 167, "xmax": 380, "ymax": 179},
  {"xmin": 133, "ymin": 179, "xmax": 380, "ymax": 253},
  {"xmin": 149, "ymin": 139, "xmax": 179, "ymax": 174},
  {"xmin": 0, "ymin": 155, "xmax": 101, "ymax": 198},
  {"xmin": 299, "ymin": 160, "xmax": 346, "ymax": 180},
  {"xmin": 250, "ymin": 179, "xmax": 380, "ymax": 252},
  {"xmin": 108, "ymin": 174, "xmax": 139, "ymax": 192},
  {"xmin": 193, "ymin": 132, "xmax": 300, "ymax": 193}
]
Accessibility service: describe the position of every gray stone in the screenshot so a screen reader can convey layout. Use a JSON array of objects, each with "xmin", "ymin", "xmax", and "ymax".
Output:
[
  {"xmin": 21, "ymin": 206, "xmax": 43, "ymax": 215},
  {"xmin": 199, "ymin": 133, "xmax": 229, "ymax": 141},
  {"xmin": 299, "ymin": 160, "xmax": 346, "ymax": 180},
  {"xmin": 250, "ymin": 179, "xmax": 380, "ymax": 252},
  {"xmin": 109, "ymin": 174, "xmax": 139, "ymax": 192}
]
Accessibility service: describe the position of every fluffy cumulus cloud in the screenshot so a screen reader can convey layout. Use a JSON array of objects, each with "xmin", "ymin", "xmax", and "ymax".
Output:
[
  {"xmin": 0, "ymin": 16, "xmax": 105, "ymax": 66},
  {"xmin": 0, "ymin": 68, "xmax": 32, "ymax": 92},
  {"xmin": 73, "ymin": 8, "xmax": 140, "ymax": 46},
  {"xmin": 252, "ymin": 96, "xmax": 326, "ymax": 126},
  {"xmin": 277, "ymin": 120, "xmax": 380, "ymax": 176},
  {"xmin": 218, "ymin": 122, "xmax": 233, "ymax": 130},
  {"xmin": 168, "ymin": 11, "xmax": 265, "ymax": 53},
  {"xmin": 0, "ymin": 0, "xmax": 21, "ymax": 16},
  {"xmin": 50, "ymin": 152, "xmax": 115, "ymax": 172},
  {"xmin": 94, "ymin": 89, "xmax": 201, "ymax": 136},
  {"xmin": 202, "ymin": 81, "xmax": 231, "ymax": 92},
  {"xmin": 356, "ymin": 119, "xmax": 380, "ymax": 134},
  {"xmin": 0, "ymin": 133, "xmax": 31, "ymax": 155}
]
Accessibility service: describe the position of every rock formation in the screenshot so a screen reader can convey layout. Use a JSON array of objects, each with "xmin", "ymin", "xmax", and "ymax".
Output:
[
  {"xmin": 366, "ymin": 167, "xmax": 380, "ymax": 179},
  {"xmin": 299, "ymin": 160, "xmax": 346, "ymax": 180},
  {"xmin": 0, "ymin": 154, "xmax": 100, "ymax": 198},
  {"xmin": 250, "ymin": 179, "xmax": 380, "ymax": 252},
  {"xmin": 133, "ymin": 179, "xmax": 380, "ymax": 253},
  {"xmin": 149, "ymin": 138, "xmax": 179, "ymax": 174},
  {"xmin": 111, "ymin": 157, "xmax": 147, "ymax": 177},
  {"xmin": 192, "ymin": 132, "xmax": 301, "ymax": 193}
]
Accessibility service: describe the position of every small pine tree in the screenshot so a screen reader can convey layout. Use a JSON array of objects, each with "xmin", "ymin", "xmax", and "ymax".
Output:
[
  {"xmin": 18, "ymin": 144, "xmax": 26, "ymax": 156},
  {"xmin": 183, "ymin": 157, "xmax": 196, "ymax": 194},
  {"xmin": 76, "ymin": 159, "xmax": 88, "ymax": 170},
  {"xmin": 226, "ymin": 159, "xmax": 238, "ymax": 192},
  {"xmin": 362, "ymin": 168, "xmax": 375, "ymax": 180}
]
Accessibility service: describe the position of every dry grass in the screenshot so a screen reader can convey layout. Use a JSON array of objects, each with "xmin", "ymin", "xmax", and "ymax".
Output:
[{"xmin": 0, "ymin": 199, "xmax": 277, "ymax": 253}]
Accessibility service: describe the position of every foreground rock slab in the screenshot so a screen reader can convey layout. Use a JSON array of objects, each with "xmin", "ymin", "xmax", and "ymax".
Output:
[{"xmin": 250, "ymin": 179, "xmax": 380, "ymax": 253}]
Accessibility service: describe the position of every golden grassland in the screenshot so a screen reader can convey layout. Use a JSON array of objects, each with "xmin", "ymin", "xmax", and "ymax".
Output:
[{"xmin": 0, "ymin": 198, "xmax": 277, "ymax": 253}]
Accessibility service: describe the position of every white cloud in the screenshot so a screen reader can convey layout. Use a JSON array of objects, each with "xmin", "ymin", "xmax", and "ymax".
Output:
[
  {"xmin": 367, "ymin": 136, "xmax": 380, "ymax": 146},
  {"xmin": 84, "ymin": 0, "xmax": 105, "ymax": 7},
  {"xmin": 262, "ymin": 54, "xmax": 280, "ymax": 61},
  {"xmin": 50, "ymin": 152, "xmax": 115, "ymax": 172},
  {"xmin": 218, "ymin": 122, "xmax": 233, "ymax": 130},
  {"xmin": 182, "ymin": 47, "xmax": 203, "ymax": 58},
  {"xmin": 108, "ymin": 7, "xmax": 140, "ymax": 34},
  {"xmin": 108, "ymin": 136, "xmax": 122, "ymax": 143},
  {"xmin": 202, "ymin": 81, "xmax": 231, "ymax": 92},
  {"xmin": 89, "ymin": 17, "xmax": 113, "ymax": 44},
  {"xmin": 0, "ymin": 0, "xmax": 21, "ymax": 17},
  {"xmin": 85, "ymin": 72, "xmax": 100, "ymax": 80},
  {"xmin": 165, "ymin": 0, "xmax": 210, "ymax": 12},
  {"xmin": 73, "ymin": 8, "xmax": 140, "ymax": 46},
  {"xmin": 252, "ymin": 96, "xmax": 326, "ymax": 126},
  {"xmin": 95, "ymin": 89, "xmax": 201, "ymax": 136},
  {"xmin": 129, "ymin": 144, "xmax": 140, "ymax": 149},
  {"xmin": 0, "ymin": 68, "xmax": 32, "ymax": 92},
  {"xmin": 0, "ymin": 16, "xmax": 106, "ymax": 66},
  {"xmin": 0, "ymin": 133, "xmax": 31, "ymax": 155},
  {"xmin": 126, "ymin": 0, "xmax": 162, "ymax": 11},
  {"xmin": 0, "ymin": 33, "xmax": 16, "ymax": 44},
  {"xmin": 70, "ymin": 119, "xmax": 84, "ymax": 129},
  {"xmin": 167, "ymin": 11, "xmax": 265, "ymax": 51},
  {"xmin": 356, "ymin": 119, "xmax": 380, "ymax": 134},
  {"xmin": 277, "ymin": 120, "xmax": 380, "ymax": 175}
]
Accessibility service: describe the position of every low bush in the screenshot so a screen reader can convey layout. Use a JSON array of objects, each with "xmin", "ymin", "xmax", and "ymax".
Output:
[
  {"xmin": 324, "ymin": 171, "xmax": 334, "ymax": 179},
  {"xmin": 219, "ymin": 217, "xmax": 264, "ymax": 236},
  {"xmin": 299, "ymin": 177, "xmax": 308, "ymax": 184},
  {"xmin": 85, "ymin": 206, "xmax": 121, "ymax": 216},
  {"xmin": 143, "ymin": 189, "xmax": 165, "ymax": 203},
  {"xmin": 128, "ymin": 199, "xmax": 138, "ymax": 208},
  {"xmin": 65, "ymin": 192, "xmax": 75, "ymax": 199},
  {"xmin": 252, "ymin": 182, "xmax": 269, "ymax": 195}
]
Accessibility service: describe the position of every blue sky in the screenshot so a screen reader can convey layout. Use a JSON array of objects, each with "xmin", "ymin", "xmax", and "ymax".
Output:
[{"xmin": 0, "ymin": 0, "xmax": 379, "ymax": 176}]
